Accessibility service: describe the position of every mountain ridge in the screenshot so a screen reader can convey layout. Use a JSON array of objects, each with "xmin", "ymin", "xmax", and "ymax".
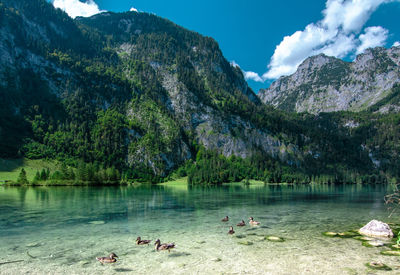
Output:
[{"xmin": 258, "ymin": 47, "xmax": 400, "ymax": 114}]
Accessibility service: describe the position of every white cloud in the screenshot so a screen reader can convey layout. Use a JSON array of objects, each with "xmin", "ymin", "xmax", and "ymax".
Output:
[
  {"xmin": 230, "ymin": 61, "xmax": 240, "ymax": 68},
  {"xmin": 244, "ymin": 71, "xmax": 264, "ymax": 82},
  {"xmin": 263, "ymin": 23, "xmax": 338, "ymax": 79},
  {"xmin": 320, "ymin": 33, "xmax": 357, "ymax": 58},
  {"xmin": 258, "ymin": 0, "xmax": 400, "ymax": 80},
  {"xmin": 230, "ymin": 61, "xmax": 265, "ymax": 82},
  {"xmin": 322, "ymin": 0, "xmax": 390, "ymax": 34},
  {"xmin": 130, "ymin": 7, "xmax": 138, "ymax": 12},
  {"xmin": 53, "ymin": 0, "xmax": 105, "ymax": 18},
  {"xmin": 356, "ymin": 26, "xmax": 388, "ymax": 54},
  {"xmin": 393, "ymin": 41, "xmax": 400, "ymax": 47}
]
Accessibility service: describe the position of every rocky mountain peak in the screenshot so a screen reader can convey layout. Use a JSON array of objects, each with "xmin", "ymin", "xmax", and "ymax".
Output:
[
  {"xmin": 297, "ymin": 53, "xmax": 337, "ymax": 71},
  {"xmin": 258, "ymin": 46, "xmax": 400, "ymax": 114}
]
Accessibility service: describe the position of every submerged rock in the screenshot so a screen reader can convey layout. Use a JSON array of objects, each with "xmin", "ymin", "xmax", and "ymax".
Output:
[
  {"xmin": 26, "ymin": 242, "xmax": 41, "ymax": 248},
  {"xmin": 381, "ymin": 250, "xmax": 400, "ymax": 256},
  {"xmin": 353, "ymin": 236, "xmax": 374, "ymax": 241},
  {"xmin": 390, "ymin": 244, "xmax": 400, "ymax": 250},
  {"xmin": 359, "ymin": 220, "xmax": 393, "ymax": 238},
  {"xmin": 213, "ymin": 258, "xmax": 222, "ymax": 262},
  {"xmin": 237, "ymin": 241, "xmax": 253, "ymax": 246},
  {"xmin": 362, "ymin": 240, "xmax": 385, "ymax": 247},
  {"xmin": 338, "ymin": 232, "xmax": 358, "ymax": 238},
  {"xmin": 322, "ymin": 232, "xmax": 338, "ymax": 237},
  {"xmin": 88, "ymin": 221, "xmax": 105, "ymax": 225},
  {"xmin": 365, "ymin": 262, "xmax": 392, "ymax": 271},
  {"xmin": 265, "ymin": 236, "xmax": 285, "ymax": 242}
]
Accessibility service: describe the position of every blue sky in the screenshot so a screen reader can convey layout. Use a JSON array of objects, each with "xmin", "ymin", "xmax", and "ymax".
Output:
[{"xmin": 52, "ymin": 0, "xmax": 400, "ymax": 92}]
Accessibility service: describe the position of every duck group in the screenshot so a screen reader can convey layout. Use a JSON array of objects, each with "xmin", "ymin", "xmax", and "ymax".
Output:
[
  {"xmin": 223, "ymin": 215, "xmax": 261, "ymax": 234},
  {"xmin": 96, "ymin": 236, "xmax": 176, "ymax": 263},
  {"xmin": 96, "ymin": 216, "xmax": 262, "ymax": 263}
]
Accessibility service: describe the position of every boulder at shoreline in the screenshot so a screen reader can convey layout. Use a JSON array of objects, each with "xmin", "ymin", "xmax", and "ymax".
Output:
[{"xmin": 359, "ymin": 220, "xmax": 393, "ymax": 238}]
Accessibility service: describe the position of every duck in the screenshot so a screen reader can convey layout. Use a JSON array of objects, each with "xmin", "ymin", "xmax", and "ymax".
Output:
[
  {"xmin": 221, "ymin": 216, "xmax": 229, "ymax": 222},
  {"xmin": 237, "ymin": 220, "xmax": 246, "ymax": 226},
  {"xmin": 228, "ymin": 226, "xmax": 235, "ymax": 234},
  {"xmin": 154, "ymin": 239, "xmax": 175, "ymax": 252},
  {"xmin": 136, "ymin": 236, "xmax": 151, "ymax": 245},
  {"xmin": 249, "ymin": 217, "xmax": 260, "ymax": 226},
  {"xmin": 96, "ymin": 253, "xmax": 118, "ymax": 264}
]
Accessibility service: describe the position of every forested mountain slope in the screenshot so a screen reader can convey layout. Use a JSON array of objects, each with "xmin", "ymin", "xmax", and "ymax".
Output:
[
  {"xmin": 0, "ymin": 0, "xmax": 301, "ymax": 179},
  {"xmin": 0, "ymin": 0, "xmax": 399, "ymax": 184}
]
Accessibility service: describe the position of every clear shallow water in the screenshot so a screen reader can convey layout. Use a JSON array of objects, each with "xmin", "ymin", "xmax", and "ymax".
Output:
[{"xmin": 0, "ymin": 184, "xmax": 399, "ymax": 274}]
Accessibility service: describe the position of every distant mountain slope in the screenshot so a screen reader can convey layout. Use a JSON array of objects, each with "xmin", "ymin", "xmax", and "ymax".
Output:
[{"xmin": 258, "ymin": 47, "xmax": 400, "ymax": 114}]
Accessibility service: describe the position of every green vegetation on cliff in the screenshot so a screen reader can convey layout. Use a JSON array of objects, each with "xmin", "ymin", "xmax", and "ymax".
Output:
[{"xmin": 0, "ymin": 0, "xmax": 399, "ymax": 185}]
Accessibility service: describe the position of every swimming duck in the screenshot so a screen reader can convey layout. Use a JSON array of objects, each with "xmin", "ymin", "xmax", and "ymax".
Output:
[
  {"xmin": 136, "ymin": 236, "xmax": 151, "ymax": 245},
  {"xmin": 228, "ymin": 226, "xmax": 235, "ymax": 234},
  {"xmin": 154, "ymin": 239, "xmax": 175, "ymax": 252},
  {"xmin": 221, "ymin": 216, "xmax": 229, "ymax": 222},
  {"xmin": 96, "ymin": 253, "xmax": 118, "ymax": 264},
  {"xmin": 237, "ymin": 220, "xmax": 246, "ymax": 226},
  {"xmin": 249, "ymin": 217, "xmax": 260, "ymax": 226}
]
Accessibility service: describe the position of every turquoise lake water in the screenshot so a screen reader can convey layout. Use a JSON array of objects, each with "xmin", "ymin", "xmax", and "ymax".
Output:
[{"xmin": 0, "ymin": 183, "xmax": 399, "ymax": 274}]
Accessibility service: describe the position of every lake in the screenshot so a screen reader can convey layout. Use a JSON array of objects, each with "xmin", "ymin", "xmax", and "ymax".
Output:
[{"xmin": 0, "ymin": 183, "xmax": 398, "ymax": 274}]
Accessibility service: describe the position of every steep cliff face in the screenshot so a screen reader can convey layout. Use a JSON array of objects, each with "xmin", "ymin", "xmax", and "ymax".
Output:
[
  {"xmin": 0, "ymin": 0, "xmax": 300, "ymax": 176},
  {"xmin": 258, "ymin": 47, "xmax": 400, "ymax": 114}
]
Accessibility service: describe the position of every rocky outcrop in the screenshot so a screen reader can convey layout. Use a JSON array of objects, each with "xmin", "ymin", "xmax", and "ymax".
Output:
[
  {"xmin": 258, "ymin": 47, "xmax": 400, "ymax": 114},
  {"xmin": 359, "ymin": 220, "xmax": 394, "ymax": 238}
]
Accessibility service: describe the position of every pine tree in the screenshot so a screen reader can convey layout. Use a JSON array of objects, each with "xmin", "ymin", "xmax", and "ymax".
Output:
[
  {"xmin": 17, "ymin": 168, "xmax": 29, "ymax": 185},
  {"xmin": 33, "ymin": 171, "xmax": 40, "ymax": 183},
  {"xmin": 40, "ymin": 168, "xmax": 47, "ymax": 180},
  {"xmin": 68, "ymin": 167, "xmax": 75, "ymax": 180},
  {"xmin": 46, "ymin": 168, "xmax": 50, "ymax": 180},
  {"xmin": 60, "ymin": 163, "xmax": 68, "ymax": 180},
  {"xmin": 77, "ymin": 161, "xmax": 87, "ymax": 181}
]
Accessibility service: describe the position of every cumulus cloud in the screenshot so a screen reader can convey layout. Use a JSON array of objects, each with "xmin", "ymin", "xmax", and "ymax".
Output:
[
  {"xmin": 393, "ymin": 41, "xmax": 400, "ymax": 47},
  {"xmin": 244, "ymin": 0, "xmax": 399, "ymax": 82},
  {"xmin": 53, "ymin": 0, "xmax": 105, "ymax": 18},
  {"xmin": 130, "ymin": 7, "xmax": 138, "ymax": 12},
  {"xmin": 244, "ymin": 71, "xmax": 264, "ymax": 82},
  {"xmin": 230, "ymin": 61, "xmax": 264, "ymax": 82},
  {"xmin": 356, "ymin": 26, "xmax": 388, "ymax": 54}
]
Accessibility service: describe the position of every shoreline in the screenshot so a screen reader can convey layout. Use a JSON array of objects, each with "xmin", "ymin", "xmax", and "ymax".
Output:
[{"xmin": 1, "ymin": 179, "xmax": 394, "ymax": 187}]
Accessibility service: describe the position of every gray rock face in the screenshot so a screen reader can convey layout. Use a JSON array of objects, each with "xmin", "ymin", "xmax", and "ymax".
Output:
[
  {"xmin": 359, "ymin": 220, "xmax": 394, "ymax": 238},
  {"xmin": 125, "ymin": 64, "xmax": 300, "ymax": 175},
  {"xmin": 258, "ymin": 47, "xmax": 400, "ymax": 114}
]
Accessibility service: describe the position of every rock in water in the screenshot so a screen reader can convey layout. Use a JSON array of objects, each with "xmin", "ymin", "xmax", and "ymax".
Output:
[
  {"xmin": 362, "ymin": 240, "xmax": 385, "ymax": 248},
  {"xmin": 322, "ymin": 232, "xmax": 338, "ymax": 237},
  {"xmin": 359, "ymin": 220, "xmax": 393, "ymax": 238},
  {"xmin": 89, "ymin": 221, "xmax": 105, "ymax": 225},
  {"xmin": 265, "ymin": 236, "xmax": 285, "ymax": 242},
  {"xmin": 365, "ymin": 262, "xmax": 392, "ymax": 271}
]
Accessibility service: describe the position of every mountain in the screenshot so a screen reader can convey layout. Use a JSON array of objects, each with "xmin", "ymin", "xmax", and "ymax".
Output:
[
  {"xmin": 0, "ymin": 0, "xmax": 303, "ymax": 179},
  {"xmin": 1, "ymin": 0, "xmax": 400, "ymax": 184},
  {"xmin": 258, "ymin": 47, "xmax": 400, "ymax": 114}
]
